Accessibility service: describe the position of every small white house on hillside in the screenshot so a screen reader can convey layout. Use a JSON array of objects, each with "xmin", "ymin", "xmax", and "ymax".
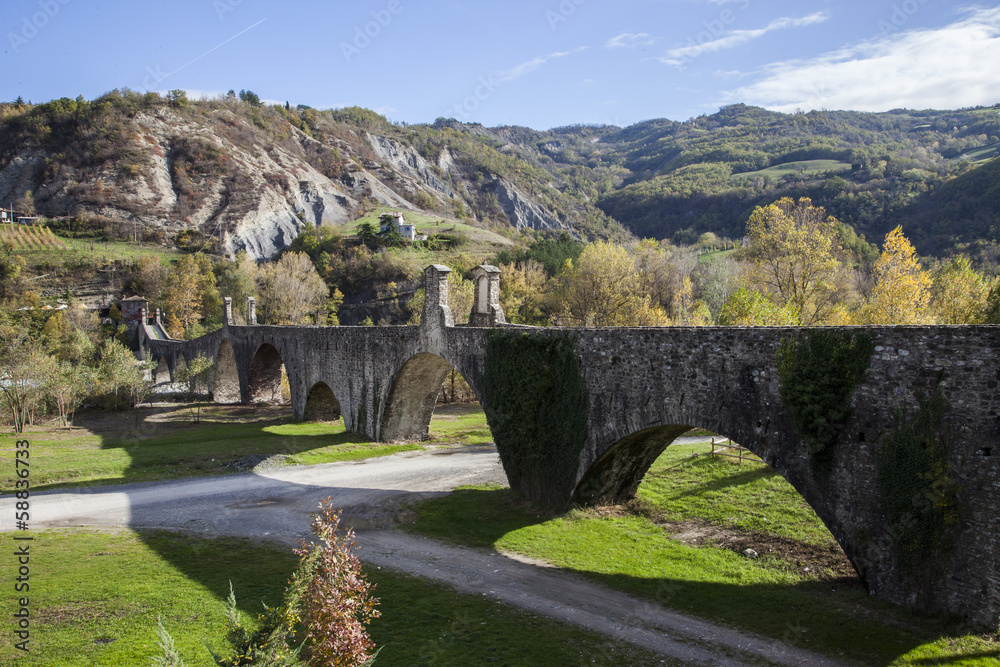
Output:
[{"xmin": 379, "ymin": 211, "xmax": 416, "ymax": 241}]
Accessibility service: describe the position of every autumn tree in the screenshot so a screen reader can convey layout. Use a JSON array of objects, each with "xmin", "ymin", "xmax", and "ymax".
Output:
[
  {"xmin": 930, "ymin": 255, "xmax": 994, "ymax": 324},
  {"xmin": 856, "ymin": 226, "xmax": 932, "ymax": 324},
  {"xmin": 691, "ymin": 255, "xmax": 743, "ymax": 322},
  {"xmin": 257, "ymin": 252, "xmax": 329, "ymax": 325},
  {"xmin": 162, "ymin": 255, "xmax": 203, "ymax": 337},
  {"xmin": 633, "ymin": 239, "xmax": 699, "ymax": 322},
  {"xmin": 718, "ymin": 287, "xmax": 800, "ymax": 326},
  {"xmin": 555, "ymin": 241, "xmax": 667, "ymax": 327},
  {"xmin": 215, "ymin": 251, "xmax": 257, "ymax": 324},
  {"xmin": 742, "ymin": 197, "xmax": 850, "ymax": 325},
  {"xmin": 129, "ymin": 255, "xmax": 168, "ymax": 303},
  {"xmin": 499, "ymin": 260, "xmax": 549, "ymax": 325},
  {"xmin": 0, "ymin": 326, "xmax": 53, "ymax": 432}
]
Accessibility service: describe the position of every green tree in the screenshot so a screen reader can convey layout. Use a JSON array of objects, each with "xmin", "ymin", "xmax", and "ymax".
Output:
[
  {"xmin": 0, "ymin": 326, "xmax": 53, "ymax": 432},
  {"xmin": 47, "ymin": 361, "xmax": 89, "ymax": 427},
  {"xmin": 238, "ymin": 89, "xmax": 261, "ymax": 106},
  {"xmin": 718, "ymin": 287, "xmax": 800, "ymax": 326},
  {"xmin": 930, "ymin": 255, "xmax": 993, "ymax": 324},
  {"xmin": 97, "ymin": 338, "xmax": 149, "ymax": 410},
  {"xmin": 175, "ymin": 353, "xmax": 214, "ymax": 396},
  {"xmin": 355, "ymin": 222, "xmax": 379, "ymax": 251},
  {"xmin": 166, "ymin": 89, "xmax": 188, "ymax": 108}
]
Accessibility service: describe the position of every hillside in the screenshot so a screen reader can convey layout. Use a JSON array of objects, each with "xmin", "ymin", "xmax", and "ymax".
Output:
[
  {"xmin": 551, "ymin": 104, "xmax": 1000, "ymax": 255},
  {"xmin": 0, "ymin": 93, "xmax": 627, "ymax": 262},
  {"xmin": 2, "ymin": 94, "xmax": 999, "ymax": 262}
]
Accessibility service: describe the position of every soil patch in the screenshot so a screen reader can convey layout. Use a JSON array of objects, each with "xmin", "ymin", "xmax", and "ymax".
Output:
[{"xmin": 595, "ymin": 502, "xmax": 859, "ymax": 581}]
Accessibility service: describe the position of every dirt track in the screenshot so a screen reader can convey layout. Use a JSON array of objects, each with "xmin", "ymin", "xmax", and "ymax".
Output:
[{"xmin": 3, "ymin": 445, "xmax": 846, "ymax": 666}]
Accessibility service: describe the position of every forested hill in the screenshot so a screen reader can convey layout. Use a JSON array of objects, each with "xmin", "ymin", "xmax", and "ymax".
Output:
[
  {"xmin": 478, "ymin": 103, "xmax": 1000, "ymax": 257},
  {"xmin": 1, "ymin": 93, "xmax": 998, "ymax": 259}
]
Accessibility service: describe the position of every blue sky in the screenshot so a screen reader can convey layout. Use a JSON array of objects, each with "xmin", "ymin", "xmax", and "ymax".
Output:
[{"xmin": 2, "ymin": 0, "xmax": 998, "ymax": 129}]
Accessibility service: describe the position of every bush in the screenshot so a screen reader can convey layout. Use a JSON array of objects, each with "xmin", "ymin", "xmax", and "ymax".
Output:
[
  {"xmin": 291, "ymin": 500, "xmax": 380, "ymax": 666},
  {"xmin": 207, "ymin": 498, "xmax": 380, "ymax": 667}
]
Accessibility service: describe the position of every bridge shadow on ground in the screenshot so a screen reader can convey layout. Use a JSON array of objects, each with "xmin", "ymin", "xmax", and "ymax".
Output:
[
  {"xmin": 38, "ymin": 403, "xmax": 381, "ymax": 493},
  {"xmin": 407, "ymin": 485, "xmax": 997, "ymax": 667},
  {"xmin": 75, "ymin": 399, "xmax": 496, "ymax": 639}
]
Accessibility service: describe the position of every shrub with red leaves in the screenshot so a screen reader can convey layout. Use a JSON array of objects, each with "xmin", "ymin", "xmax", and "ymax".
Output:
[{"xmin": 290, "ymin": 498, "xmax": 380, "ymax": 667}]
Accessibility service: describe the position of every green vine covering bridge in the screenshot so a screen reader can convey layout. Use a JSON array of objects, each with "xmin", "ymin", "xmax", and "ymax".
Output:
[{"xmin": 137, "ymin": 264, "xmax": 1000, "ymax": 631}]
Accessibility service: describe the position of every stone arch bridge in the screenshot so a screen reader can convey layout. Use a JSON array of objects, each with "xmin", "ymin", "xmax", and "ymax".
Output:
[{"xmin": 139, "ymin": 264, "xmax": 999, "ymax": 630}]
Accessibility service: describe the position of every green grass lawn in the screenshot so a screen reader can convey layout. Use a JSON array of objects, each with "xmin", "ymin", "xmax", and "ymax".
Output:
[
  {"xmin": 323, "ymin": 211, "xmax": 516, "ymax": 271},
  {"xmin": 405, "ymin": 437, "xmax": 999, "ymax": 667},
  {"xmin": 426, "ymin": 403, "xmax": 496, "ymax": 446},
  {"xmin": 20, "ymin": 234, "xmax": 183, "ymax": 264},
  {"xmin": 732, "ymin": 159, "xmax": 853, "ymax": 181},
  {"xmin": 0, "ymin": 529, "xmax": 671, "ymax": 666}
]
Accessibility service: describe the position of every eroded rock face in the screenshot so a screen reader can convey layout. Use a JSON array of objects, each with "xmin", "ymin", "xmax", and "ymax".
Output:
[
  {"xmin": 490, "ymin": 178, "xmax": 567, "ymax": 232},
  {"xmin": 0, "ymin": 106, "xmax": 578, "ymax": 259}
]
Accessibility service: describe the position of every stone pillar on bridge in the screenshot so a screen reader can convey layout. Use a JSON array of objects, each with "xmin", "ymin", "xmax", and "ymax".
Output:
[
  {"xmin": 469, "ymin": 264, "xmax": 506, "ymax": 327},
  {"xmin": 247, "ymin": 297, "xmax": 256, "ymax": 325},
  {"xmin": 223, "ymin": 297, "xmax": 232, "ymax": 325},
  {"xmin": 420, "ymin": 264, "xmax": 454, "ymax": 355}
]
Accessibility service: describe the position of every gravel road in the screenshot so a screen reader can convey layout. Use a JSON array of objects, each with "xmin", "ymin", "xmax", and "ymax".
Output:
[{"xmin": 2, "ymin": 444, "xmax": 846, "ymax": 666}]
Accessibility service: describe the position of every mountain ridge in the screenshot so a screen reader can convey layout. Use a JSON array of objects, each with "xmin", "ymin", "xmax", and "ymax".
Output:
[{"xmin": 2, "ymin": 93, "xmax": 998, "ymax": 260}]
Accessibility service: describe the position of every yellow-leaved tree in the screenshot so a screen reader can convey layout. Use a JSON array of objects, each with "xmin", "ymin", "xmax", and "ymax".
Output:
[
  {"xmin": 857, "ymin": 226, "xmax": 931, "ymax": 324},
  {"xmin": 743, "ymin": 197, "xmax": 850, "ymax": 325},
  {"xmin": 555, "ymin": 241, "xmax": 667, "ymax": 327}
]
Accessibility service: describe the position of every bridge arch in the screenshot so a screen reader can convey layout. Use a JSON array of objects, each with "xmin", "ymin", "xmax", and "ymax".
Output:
[
  {"xmin": 303, "ymin": 381, "xmax": 341, "ymax": 422},
  {"xmin": 249, "ymin": 343, "xmax": 287, "ymax": 405},
  {"xmin": 380, "ymin": 352, "xmax": 482, "ymax": 441},
  {"xmin": 213, "ymin": 339, "xmax": 240, "ymax": 403},
  {"xmin": 573, "ymin": 419, "xmax": 761, "ymax": 506},
  {"xmin": 571, "ymin": 416, "xmax": 858, "ymax": 575},
  {"xmin": 154, "ymin": 356, "xmax": 169, "ymax": 384}
]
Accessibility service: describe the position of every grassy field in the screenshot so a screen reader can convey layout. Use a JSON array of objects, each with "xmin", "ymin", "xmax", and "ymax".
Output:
[
  {"xmin": 731, "ymin": 159, "xmax": 853, "ymax": 181},
  {"xmin": 406, "ymin": 436, "xmax": 999, "ymax": 666},
  {"xmin": 324, "ymin": 210, "xmax": 516, "ymax": 270},
  {"xmin": 960, "ymin": 143, "xmax": 1000, "ymax": 164},
  {"xmin": 15, "ymin": 233, "xmax": 182, "ymax": 264},
  {"xmin": 0, "ymin": 403, "xmax": 487, "ymax": 493},
  {"xmin": 0, "ymin": 529, "xmax": 669, "ymax": 666}
]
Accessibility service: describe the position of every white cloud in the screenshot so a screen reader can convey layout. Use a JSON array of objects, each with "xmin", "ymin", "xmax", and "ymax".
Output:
[
  {"xmin": 725, "ymin": 7, "xmax": 1000, "ymax": 112},
  {"xmin": 605, "ymin": 32, "xmax": 655, "ymax": 49},
  {"xmin": 659, "ymin": 12, "xmax": 829, "ymax": 67},
  {"xmin": 496, "ymin": 47, "xmax": 588, "ymax": 83}
]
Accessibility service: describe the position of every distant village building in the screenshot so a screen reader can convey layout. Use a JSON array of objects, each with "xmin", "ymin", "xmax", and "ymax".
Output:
[
  {"xmin": 379, "ymin": 211, "xmax": 416, "ymax": 241},
  {"xmin": 16, "ymin": 216, "xmax": 39, "ymax": 225},
  {"xmin": 120, "ymin": 295, "xmax": 149, "ymax": 338}
]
